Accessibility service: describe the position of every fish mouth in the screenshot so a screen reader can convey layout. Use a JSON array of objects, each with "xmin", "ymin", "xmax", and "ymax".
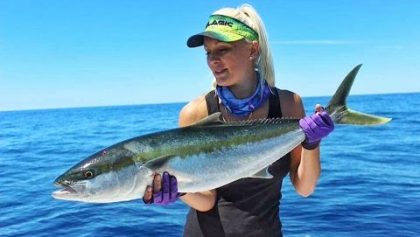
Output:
[
  {"xmin": 52, "ymin": 180, "xmax": 81, "ymax": 200},
  {"xmin": 52, "ymin": 184, "xmax": 77, "ymax": 198},
  {"xmin": 54, "ymin": 185, "xmax": 77, "ymax": 194}
]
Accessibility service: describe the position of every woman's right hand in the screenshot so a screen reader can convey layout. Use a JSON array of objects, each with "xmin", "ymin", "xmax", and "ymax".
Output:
[
  {"xmin": 299, "ymin": 105, "xmax": 334, "ymax": 150},
  {"xmin": 143, "ymin": 172, "xmax": 179, "ymax": 205}
]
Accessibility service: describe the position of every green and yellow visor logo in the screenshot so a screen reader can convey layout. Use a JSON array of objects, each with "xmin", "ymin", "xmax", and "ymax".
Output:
[{"xmin": 187, "ymin": 15, "xmax": 259, "ymax": 47}]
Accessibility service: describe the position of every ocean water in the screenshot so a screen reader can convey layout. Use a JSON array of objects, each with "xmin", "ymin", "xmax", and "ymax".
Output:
[{"xmin": 1, "ymin": 93, "xmax": 419, "ymax": 237}]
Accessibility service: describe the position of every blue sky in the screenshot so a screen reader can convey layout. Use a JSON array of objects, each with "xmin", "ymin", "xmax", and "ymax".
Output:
[{"xmin": 1, "ymin": 0, "xmax": 419, "ymax": 111}]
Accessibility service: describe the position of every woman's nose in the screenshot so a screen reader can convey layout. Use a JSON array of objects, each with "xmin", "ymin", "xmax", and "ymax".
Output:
[{"xmin": 207, "ymin": 52, "xmax": 222, "ymax": 64}]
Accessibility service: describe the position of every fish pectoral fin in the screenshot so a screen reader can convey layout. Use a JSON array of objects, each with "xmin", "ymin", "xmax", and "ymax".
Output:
[
  {"xmin": 249, "ymin": 167, "xmax": 273, "ymax": 179},
  {"xmin": 191, "ymin": 112, "xmax": 224, "ymax": 127},
  {"xmin": 144, "ymin": 155, "xmax": 175, "ymax": 170}
]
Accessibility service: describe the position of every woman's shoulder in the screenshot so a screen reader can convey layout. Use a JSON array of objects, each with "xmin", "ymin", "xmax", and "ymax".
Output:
[
  {"xmin": 276, "ymin": 88, "xmax": 302, "ymax": 104},
  {"xmin": 275, "ymin": 88, "xmax": 305, "ymax": 118},
  {"xmin": 179, "ymin": 94, "xmax": 209, "ymax": 127}
]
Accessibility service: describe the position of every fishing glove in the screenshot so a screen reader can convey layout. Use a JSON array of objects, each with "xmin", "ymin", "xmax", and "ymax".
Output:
[
  {"xmin": 299, "ymin": 110, "xmax": 334, "ymax": 150},
  {"xmin": 144, "ymin": 172, "xmax": 179, "ymax": 205}
]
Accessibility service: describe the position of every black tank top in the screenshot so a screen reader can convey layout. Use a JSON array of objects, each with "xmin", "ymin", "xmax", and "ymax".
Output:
[{"xmin": 183, "ymin": 89, "xmax": 291, "ymax": 237}]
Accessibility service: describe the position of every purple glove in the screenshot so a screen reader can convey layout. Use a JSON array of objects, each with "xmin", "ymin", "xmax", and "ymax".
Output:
[
  {"xmin": 143, "ymin": 172, "xmax": 179, "ymax": 205},
  {"xmin": 299, "ymin": 110, "xmax": 334, "ymax": 150}
]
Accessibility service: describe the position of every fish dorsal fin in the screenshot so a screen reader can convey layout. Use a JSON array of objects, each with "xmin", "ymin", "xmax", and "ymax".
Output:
[
  {"xmin": 192, "ymin": 114, "xmax": 299, "ymax": 127},
  {"xmin": 192, "ymin": 112, "xmax": 224, "ymax": 126},
  {"xmin": 249, "ymin": 167, "xmax": 273, "ymax": 179},
  {"xmin": 226, "ymin": 117, "xmax": 299, "ymax": 126}
]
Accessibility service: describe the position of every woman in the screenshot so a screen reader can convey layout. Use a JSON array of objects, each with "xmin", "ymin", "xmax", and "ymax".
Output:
[{"xmin": 143, "ymin": 4, "xmax": 334, "ymax": 237}]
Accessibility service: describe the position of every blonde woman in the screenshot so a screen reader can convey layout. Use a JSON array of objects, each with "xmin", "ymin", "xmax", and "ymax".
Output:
[{"xmin": 143, "ymin": 4, "xmax": 334, "ymax": 237}]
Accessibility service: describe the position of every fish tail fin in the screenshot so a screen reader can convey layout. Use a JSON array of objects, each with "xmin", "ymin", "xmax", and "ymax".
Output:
[{"xmin": 325, "ymin": 64, "xmax": 392, "ymax": 125}]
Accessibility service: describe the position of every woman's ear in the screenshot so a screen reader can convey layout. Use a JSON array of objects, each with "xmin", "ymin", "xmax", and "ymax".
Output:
[{"xmin": 249, "ymin": 41, "xmax": 260, "ymax": 59}]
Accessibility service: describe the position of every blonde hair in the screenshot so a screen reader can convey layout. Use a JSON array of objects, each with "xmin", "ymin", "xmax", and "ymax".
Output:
[{"xmin": 212, "ymin": 4, "xmax": 275, "ymax": 87}]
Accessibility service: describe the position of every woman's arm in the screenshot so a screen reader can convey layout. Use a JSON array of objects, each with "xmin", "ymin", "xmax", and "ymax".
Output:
[
  {"xmin": 290, "ymin": 143, "xmax": 321, "ymax": 197},
  {"xmin": 179, "ymin": 190, "xmax": 217, "ymax": 212}
]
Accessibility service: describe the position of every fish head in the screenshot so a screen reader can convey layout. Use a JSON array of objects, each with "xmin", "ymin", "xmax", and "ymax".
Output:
[{"xmin": 52, "ymin": 146, "xmax": 151, "ymax": 203}]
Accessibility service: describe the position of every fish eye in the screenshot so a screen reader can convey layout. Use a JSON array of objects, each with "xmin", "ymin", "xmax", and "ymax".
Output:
[{"xmin": 84, "ymin": 170, "xmax": 94, "ymax": 179}]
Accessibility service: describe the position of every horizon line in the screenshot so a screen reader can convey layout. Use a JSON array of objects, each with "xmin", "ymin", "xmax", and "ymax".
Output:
[{"xmin": 1, "ymin": 91, "xmax": 418, "ymax": 113}]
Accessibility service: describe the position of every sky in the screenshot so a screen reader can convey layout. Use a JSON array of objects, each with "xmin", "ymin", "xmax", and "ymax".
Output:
[{"xmin": 1, "ymin": 0, "xmax": 419, "ymax": 111}]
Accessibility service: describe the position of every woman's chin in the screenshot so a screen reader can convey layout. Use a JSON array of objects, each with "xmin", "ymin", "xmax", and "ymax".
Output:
[{"xmin": 215, "ymin": 76, "xmax": 231, "ymax": 87}]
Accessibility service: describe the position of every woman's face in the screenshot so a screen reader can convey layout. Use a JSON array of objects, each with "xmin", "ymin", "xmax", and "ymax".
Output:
[{"xmin": 204, "ymin": 37, "xmax": 255, "ymax": 87}]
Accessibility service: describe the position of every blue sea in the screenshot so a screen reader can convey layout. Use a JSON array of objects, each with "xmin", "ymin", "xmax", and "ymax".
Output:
[{"xmin": 1, "ymin": 93, "xmax": 419, "ymax": 237}]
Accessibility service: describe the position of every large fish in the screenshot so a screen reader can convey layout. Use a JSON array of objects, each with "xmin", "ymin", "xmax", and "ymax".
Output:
[{"xmin": 52, "ymin": 65, "xmax": 391, "ymax": 203}]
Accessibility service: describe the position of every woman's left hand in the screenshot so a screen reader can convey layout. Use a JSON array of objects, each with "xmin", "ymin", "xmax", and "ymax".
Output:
[
  {"xmin": 143, "ymin": 172, "xmax": 179, "ymax": 205},
  {"xmin": 299, "ymin": 104, "xmax": 334, "ymax": 149}
]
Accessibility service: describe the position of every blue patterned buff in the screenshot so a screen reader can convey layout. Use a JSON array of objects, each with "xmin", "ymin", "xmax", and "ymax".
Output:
[{"xmin": 216, "ymin": 72, "xmax": 272, "ymax": 118}]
